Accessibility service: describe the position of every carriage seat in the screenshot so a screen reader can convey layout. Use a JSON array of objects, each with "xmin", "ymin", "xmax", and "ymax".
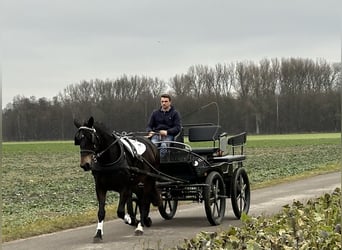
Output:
[
  {"xmin": 212, "ymin": 132, "xmax": 247, "ymax": 162},
  {"xmin": 188, "ymin": 125, "xmax": 220, "ymax": 156}
]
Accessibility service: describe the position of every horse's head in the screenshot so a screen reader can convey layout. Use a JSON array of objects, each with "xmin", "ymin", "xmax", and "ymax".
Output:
[{"xmin": 74, "ymin": 117, "xmax": 100, "ymax": 171}]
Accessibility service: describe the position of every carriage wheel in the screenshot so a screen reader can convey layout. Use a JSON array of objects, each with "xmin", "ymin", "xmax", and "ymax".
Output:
[
  {"xmin": 204, "ymin": 171, "xmax": 226, "ymax": 226},
  {"xmin": 158, "ymin": 199, "xmax": 178, "ymax": 220},
  {"xmin": 231, "ymin": 167, "xmax": 250, "ymax": 219}
]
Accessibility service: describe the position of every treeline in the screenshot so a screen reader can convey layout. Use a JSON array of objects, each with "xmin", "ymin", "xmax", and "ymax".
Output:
[{"xmin": 2, "ymin": 58, "xmax": 341, "ymax": 141}]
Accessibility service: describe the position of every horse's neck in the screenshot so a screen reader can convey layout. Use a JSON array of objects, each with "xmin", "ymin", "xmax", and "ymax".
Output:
[{"xmin": 99, "ymin": 135, "xmax": 122, "ymax": 163}]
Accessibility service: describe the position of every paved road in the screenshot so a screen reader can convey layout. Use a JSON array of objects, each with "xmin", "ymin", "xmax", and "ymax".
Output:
[{"xmin": 3, "ymin": 172, "xmax": 340, "ymax": 250}]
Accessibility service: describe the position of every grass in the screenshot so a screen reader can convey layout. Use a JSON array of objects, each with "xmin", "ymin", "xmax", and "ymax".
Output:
[
  {"xmin": 2, "ymin": 133, "xmax": 341, "ymax": 242},
  {"xmin": 247, "ymin": 132, "xmax": 340, "ymax": 140}
]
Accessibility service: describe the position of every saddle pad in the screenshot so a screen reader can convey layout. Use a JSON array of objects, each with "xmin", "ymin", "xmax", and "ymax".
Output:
[{"xmin": 120, "ymin": 138, "xmax": 146, "ymax": 156}]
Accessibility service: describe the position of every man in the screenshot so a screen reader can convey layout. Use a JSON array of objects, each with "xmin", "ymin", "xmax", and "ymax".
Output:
[{"xmin": 146, "ymin": 94, "xmax": 181, "ymax": 156}]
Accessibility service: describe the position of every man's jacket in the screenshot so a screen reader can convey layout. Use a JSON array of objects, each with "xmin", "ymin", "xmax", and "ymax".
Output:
[{"xmin": 147, "ymin": 106, "xmax": 181, "ymax": 136}]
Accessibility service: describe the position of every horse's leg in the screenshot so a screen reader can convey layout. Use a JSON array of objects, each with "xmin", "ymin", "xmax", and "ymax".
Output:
[
  {"xmin": 116, "ymin": 192, "xmax": 126, "ymax": 220},
  {"xmin": 142, "ymin": 199, "xmax": 152, "ymax": 227},
  {"xmin": 134, "ymin": 199, "xmax": 145, "ymax": 236},
  {"xmin": 134, "ymin": 187, "xmax": 152, "ymax": 236},
  {"xmin": 124, "ymin": 192, "xmax": 139, "ymax": 226},
  {"xmin": 116, "ymin": 189, "xmax": 136, "ymax": 226},
  {"xmin": 123, "ymin": 194, "xmax": 133, "ymax": 225},
  {"xmin": 151, "ymin": 182, "xmax": 162, "ymax": 207},
  {"xmin": 94, "ymin": 188, "xmax": 107, "ymax": 242}
]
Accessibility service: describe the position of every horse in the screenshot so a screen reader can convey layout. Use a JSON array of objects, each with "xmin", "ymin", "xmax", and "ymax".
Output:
[{"xmin": 74, "ymin": 117, "xmax": 161, "ymax": 241}]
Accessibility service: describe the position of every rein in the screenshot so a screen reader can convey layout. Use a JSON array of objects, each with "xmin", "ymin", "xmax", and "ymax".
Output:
[
  {"xmin": 77, "ymin": 126, "xmax": 186, "ymax": 182},
  {"xmin": 96, "ymin": 136, "xmax": 120, "ymax": 159},
  {"xmin": 94, "ymin": 134, "xmax": 126, "ymax": 168}
]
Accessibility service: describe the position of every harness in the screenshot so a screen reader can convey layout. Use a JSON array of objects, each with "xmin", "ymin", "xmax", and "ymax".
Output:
[
  {"xmin": 76, "ymin": 127, "xmax": 185, "ymax": 182},
  {"xmin": 120, "ymin": 137, "xmax": 146, "ymax": 157},
  {"xmin": 91, "ymin": 134, "xmax": 131, "ymax": 171}
]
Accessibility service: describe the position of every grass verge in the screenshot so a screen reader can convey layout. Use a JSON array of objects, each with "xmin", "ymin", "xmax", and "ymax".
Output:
[
  {"xmin": 2, "ymin": 134, "xmax": 341, "ymax": 242},
  {"xmin": 3, "ymin": 165, "xmax": 340, "ymax": 242}
]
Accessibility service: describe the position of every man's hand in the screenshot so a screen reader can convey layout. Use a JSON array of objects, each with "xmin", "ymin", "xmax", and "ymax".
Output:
[
  {"xmin": 159, "ymin": 130, "xmax": 168, "ymax": 137},
  {"xmin": 146, "ymin": 131, "xmax": 155, "ymax": 138}
]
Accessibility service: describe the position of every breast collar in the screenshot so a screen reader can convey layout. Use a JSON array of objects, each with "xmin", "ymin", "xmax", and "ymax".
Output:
[{"xmin": 91, "ymin": 136, "xmax": 127, "ymax": 171}]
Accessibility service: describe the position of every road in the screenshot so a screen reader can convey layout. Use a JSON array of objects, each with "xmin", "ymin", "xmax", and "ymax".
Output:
[{"xmin": 2, "ymin": 172, "xmax": 340, "ymax": 250}]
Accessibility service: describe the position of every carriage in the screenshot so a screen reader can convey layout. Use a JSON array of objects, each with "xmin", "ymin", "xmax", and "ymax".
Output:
[
  {"xmin": 134, "ymin": 123, "xmax": 250, "ymax": 226},
  {"xmin": 74, "ymin": 114, "xmax": 250, "ymax": 240}
]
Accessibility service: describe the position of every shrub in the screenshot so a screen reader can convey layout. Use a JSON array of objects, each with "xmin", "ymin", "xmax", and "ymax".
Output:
[{"xmin": 175, "ymin": 188, "xmax": 341, "ymax": 250}]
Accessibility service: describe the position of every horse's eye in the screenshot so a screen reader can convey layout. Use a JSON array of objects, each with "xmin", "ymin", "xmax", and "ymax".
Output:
[{"xmin": 74, "ymin": 131, "xmax": 85, "ymax": 143}]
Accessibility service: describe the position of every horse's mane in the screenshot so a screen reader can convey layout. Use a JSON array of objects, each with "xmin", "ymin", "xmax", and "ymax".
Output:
[{"xmin": 93, "ymin": 121, "xmax": 112, "ymax": 138}]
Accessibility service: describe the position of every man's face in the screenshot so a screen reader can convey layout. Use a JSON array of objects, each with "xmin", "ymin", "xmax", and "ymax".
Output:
[{"xmin": 160, "ymin": 97, "xmax": 171, "ymax": 110}]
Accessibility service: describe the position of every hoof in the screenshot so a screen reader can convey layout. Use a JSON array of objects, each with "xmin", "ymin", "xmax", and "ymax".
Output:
[
  {"xmin": 124, "ymin": 214, "xmax": 132, "ymax": 225},
  {"xmin": 93, "ymin": 229, "xmax": 103, "ymax": 243},
  {"xmin": 134, "ymin": 222, "xmax": 144, "ymax": 236},
  {"xmin": 144, "ymin": 217, "xmax": 152, "ymax": 227},
  {"xmin": 134, "ymin": 229, "xmax": 143, "ymax": 236},
  {"xmin": 124, "ymin": 215, "xmax": 138, "ymax": 227}
]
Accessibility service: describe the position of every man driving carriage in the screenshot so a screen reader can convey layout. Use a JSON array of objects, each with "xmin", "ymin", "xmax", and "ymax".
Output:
[{"xmin": 146, "ymin": 94, "xmax": 181, "ymax": 157}]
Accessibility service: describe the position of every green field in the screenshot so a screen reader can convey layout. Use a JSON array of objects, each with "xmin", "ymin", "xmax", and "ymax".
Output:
[{"xmin": 2, "ymin": 133, "xmax": 341, "ymax": 242}]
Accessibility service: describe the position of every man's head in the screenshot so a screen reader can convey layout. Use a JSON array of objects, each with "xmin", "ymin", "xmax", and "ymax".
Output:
[{"xmin": 160, "ymin": 94, "xmax": 172, "ymax": 111}]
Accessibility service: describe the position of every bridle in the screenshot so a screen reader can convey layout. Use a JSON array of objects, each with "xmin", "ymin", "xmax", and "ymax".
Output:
[
  {"xmin": 75, "ymin": 126, "xmax": 99, "ymax": 155},
  {"xmin": 75, "ymin": 126, "xmax": 124, "ymax": 167}
]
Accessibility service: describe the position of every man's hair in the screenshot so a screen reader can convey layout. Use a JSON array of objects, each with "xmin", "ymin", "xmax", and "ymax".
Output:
[{"xmin": 161, "ymin": 94, "xmax": 171, "ymax": 101}]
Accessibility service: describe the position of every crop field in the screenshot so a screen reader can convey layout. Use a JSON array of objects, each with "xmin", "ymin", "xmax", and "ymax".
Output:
[{"xmin": 2, "ymin": 133, "xmax": 341, "ymax": 241}]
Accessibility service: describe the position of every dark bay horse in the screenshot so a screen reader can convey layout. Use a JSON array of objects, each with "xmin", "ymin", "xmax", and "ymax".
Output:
[{"xmin": 74, "ymin": 117, "xmax": 161, "ymax": 241}]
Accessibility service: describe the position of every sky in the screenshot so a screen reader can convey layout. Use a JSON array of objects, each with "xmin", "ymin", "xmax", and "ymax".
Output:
[{"xmin": 2, "ymin": 0, "xmax": 341, "ymax": 108}]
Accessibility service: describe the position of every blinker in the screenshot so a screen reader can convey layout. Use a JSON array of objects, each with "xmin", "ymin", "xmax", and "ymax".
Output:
[
  {"xmin": 74, "ymin": 127, "xmax": 97, "ymax": 146},
  {"xmin": 74, "ymin": 138, "xmax": 81, "ymax": 145},
  {"xmin": 74, "ymin": 130, "xmax": 83, "ymax": 145}
]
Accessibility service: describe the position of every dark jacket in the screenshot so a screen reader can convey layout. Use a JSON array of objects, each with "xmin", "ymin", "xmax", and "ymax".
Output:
[{"xmin": 146, "ymin": 106, "xmax": 181, "ymax": 136}]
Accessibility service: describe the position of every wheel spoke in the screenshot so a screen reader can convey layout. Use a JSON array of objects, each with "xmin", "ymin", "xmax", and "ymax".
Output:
[
  {"xmin": 231, "ymin": 168, "xmax": 250, "ymax": 218},
  {"xmin": 239, "ymin": 194, "xmax": 243, "ymax": 210},
  {"xmin": 235, "ymin": 175, "xmax": 246, "ymax": 211},
  {"xmin": 211, "ymin": 178, "xmax": 222, "ymax": 217},
  {"xmin": 165, "ymin": 200, "xmax": 174, "ymax": 212},
  {"xmin": 204, "ymin": 171, "xmax": 226, "ymax": 225},
  {"xmin": 211, "ymin": 199, "xmax": 220, "ymax": 217},
  {"xmin": 239, "ymin": 175, "xmax": 243, "ymax": 191},
  {"xmin": 240, "ymin": 183, "xmax": 246, "ymax": 199}
]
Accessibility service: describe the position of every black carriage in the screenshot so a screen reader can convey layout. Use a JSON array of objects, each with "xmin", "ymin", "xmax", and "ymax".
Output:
[
  {"xmin": 153, "ymin": 124, "xmax": 250, "ymax": 226},
  {"xmin": 74, "ymin": 116, "xmax": 251, "ymax": 240}
]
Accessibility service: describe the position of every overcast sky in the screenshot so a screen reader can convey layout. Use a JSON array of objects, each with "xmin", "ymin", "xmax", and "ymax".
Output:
[{"xmin": 2, "ymin": 0, "xmax": 341, "ymax": 107}]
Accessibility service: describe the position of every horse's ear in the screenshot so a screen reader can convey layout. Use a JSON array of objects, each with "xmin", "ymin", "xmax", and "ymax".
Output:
[
  {"xmin": 87, "ymin": 117, "xmax": 94, "ymax": 127},
  {"xmin": 74, "ymin": 119, "xmax": 82, "ymax": 128}
]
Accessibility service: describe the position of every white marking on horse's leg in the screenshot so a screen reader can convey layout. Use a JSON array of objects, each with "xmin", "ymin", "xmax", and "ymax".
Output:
[
  {"xmin": 134, "ymin": 222, "xmax": 143, "ymax": 235},
  {"xmin": 96, "ymin": 221, "xmax": 104, "ymax": 235},
  {"xmin": 124, "ymin": 213, "xmax": 132, "ymax": 224}
]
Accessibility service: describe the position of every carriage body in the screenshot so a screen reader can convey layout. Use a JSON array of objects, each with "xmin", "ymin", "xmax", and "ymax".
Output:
[{"xmin": 155, "ymin": 124, "xmax": 250, "ymax": 225}]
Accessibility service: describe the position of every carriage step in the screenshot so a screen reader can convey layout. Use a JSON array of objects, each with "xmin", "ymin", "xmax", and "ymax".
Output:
[{"xmin": 212, "ymin": 154, "xmax": 246, "ymax": 162}]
